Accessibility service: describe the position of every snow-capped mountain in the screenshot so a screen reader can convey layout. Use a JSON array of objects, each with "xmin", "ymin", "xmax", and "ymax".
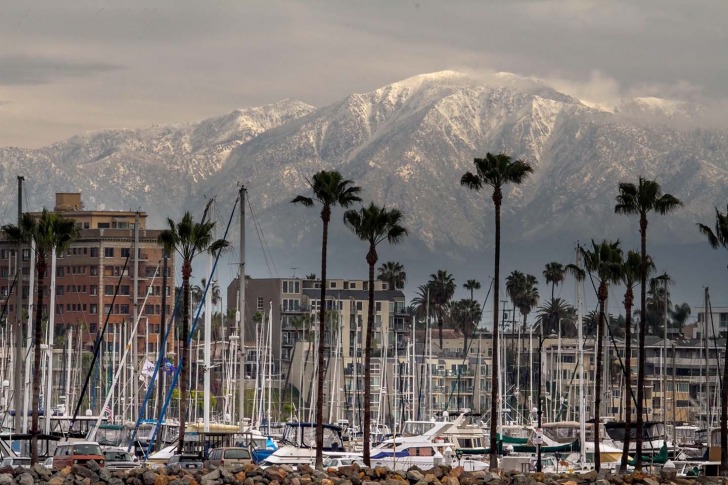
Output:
[{"xmin": 1, "ymin": 71, "xmax": 727, "ymax": 304}]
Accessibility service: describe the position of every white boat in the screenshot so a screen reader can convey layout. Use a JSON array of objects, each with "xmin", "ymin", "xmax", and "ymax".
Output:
[
  {"xmin": 366, "ymin": 436, "xmax": 488, "ymax": 471},
  {"xmin": 260, "ymin": 422, "xmax": 345, "ymax": 468}
]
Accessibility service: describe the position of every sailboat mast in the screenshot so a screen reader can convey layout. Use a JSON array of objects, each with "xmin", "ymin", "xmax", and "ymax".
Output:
[
  {"xmin": 22, "ymin": 240, "xmax": 36, "ymax": 433},
  {"xmin": 204, "ymin": 208, "xmax": 214, "ymax": 433},
  {"xmin": 44, "ymin": 249, "xmax": 58, "ymax": 433},
  {"xmin": 577, "ymin": 245, "xmax": 586, "ymax": 465},
  {"xmin": 13, "ymin": 175, "xmax": 24, "ymax": 433},
  {"xmin": 238, "ymin": 185, "xmax": 246, "ymax": 430}
]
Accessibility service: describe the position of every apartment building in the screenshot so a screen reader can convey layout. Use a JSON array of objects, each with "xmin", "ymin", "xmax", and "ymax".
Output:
[{"xmin": 0, "ymin": 193, "xmax": 175, "ymax": 414}]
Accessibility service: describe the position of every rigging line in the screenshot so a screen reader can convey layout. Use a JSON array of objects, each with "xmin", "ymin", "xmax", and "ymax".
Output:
[
  {"xmin": 706, "ymin": 291, "xmax": 723, "ymax": 389},
  {"xmin": 146, "ymin": 194, "xmax": 239, "ymax": 454},
  {"xmin": 70, "ymin": 249, "xmax": 131, "ymax": 432},
  {"xmin": 0, "ymin": 271, "xmax": 19, "ymax": 328},
  {"xmin": 246, "ymin": 197, "xmax": 279, "ymax": 278}
]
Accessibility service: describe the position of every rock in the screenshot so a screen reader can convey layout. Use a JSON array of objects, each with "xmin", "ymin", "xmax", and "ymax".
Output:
[
  {"xmin": 0, "ymin": 474, "xmax": 13, "ymax": 485},
  {"xmin": 17, "ymin": 473, "xmax": 35, "ymax": 485},
  {"xmin": 202, "ymin": 470, "xmax": 221, "ymax": 482},
  {"xmin": 441, "ymin": 476, "xmax": 459, "ymax": 485},
  {"xmin": 109, "ymin": 478, "xmax": 126, "ymax": 485},
  {"xmin": 72, "ymin": 465, "xmax": 100, "ymax": 483},
  {"xmin": 87, "ymin": 461, "xmax": 102, "ymax": 472},
  {"xmin": 407, "ymin": 470, "xmax": 425, "ymax": 482},
  {"xmin": 594, "ymin": 479, "xmax": 610, "ymax": 485},
  {"xmin": 156, "ymin": 473, "xmax": 171, "ymax": 485},
  {"xmin": 49, "ymin": 477, "xmax": 65, "ymax": 485},
  {"xmin": 482, "ymin": 472, "xmax": 501, "ymax": 484},
  {"xmin": 642, "ymin": 478, "xmax": 659, "ymax": 485},
  {"xmin": 143, "ymin": 471, "xmax": 160, "ymax": 485},
  {"xmin": 449, "ymin": 468, "xmax": 464, "ymax": 479},
  {"xmin": 320, "ymin": 479, "xmax": 335, "ymax": 485}
]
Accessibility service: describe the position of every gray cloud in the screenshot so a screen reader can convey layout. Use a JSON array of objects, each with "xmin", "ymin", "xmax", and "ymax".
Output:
[{"xmin": 0, "ymin": 56, "xmax": 124, "ymax": 86}]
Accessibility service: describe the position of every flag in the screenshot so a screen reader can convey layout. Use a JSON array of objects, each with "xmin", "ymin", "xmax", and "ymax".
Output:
[
  {"xmin": 163, "ymin": 358, "xmax": 176, "ymax": 375},
  {"xmin": 103, "ymin": 405, "xmax": 113, "ymax": 421},
  {"xmin": 141, "ymin": 360, "xmax": 155, "ymax": 378}
]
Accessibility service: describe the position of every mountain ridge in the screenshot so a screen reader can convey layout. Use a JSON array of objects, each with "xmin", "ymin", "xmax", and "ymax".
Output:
[{"xmin": 1, "ymin": 70, "xmax": 726, "ymax": 308}]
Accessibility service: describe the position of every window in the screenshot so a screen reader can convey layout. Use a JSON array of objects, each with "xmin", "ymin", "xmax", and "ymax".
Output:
[
  {"xmin": 282, "ymin": 299, "xmax": 300, "ymax": 312},
  {"xmin": 90, "ymin": 285, "xmax": 97, "ymax": 296},
  {"xmin": 330, "ymin": 281, "xmax": 337, "ymax": 289},
  {"xmin": 120, "ymin": 285, "xmax": 130, "ymax": 296},
  {"xmin": 98, "ymin": 222, "xmax": 110, "ymax": 229},
  {"xmin": 0, "ymin": 287, "xmax": 6, "ymax": 296},
  {"xmin": 356, "ymin": 301, "xmax": 363, "ymax": 311},
  {"xmin": 257, "ymin": 297, "xmax": 264, "ymax": 311},
  {"xmin": 90, "ymin": 266, "xmax": 98, "ymax": 276},
  {"xmin": 146, "ymin": 306, "xmax": 154, "ymax": 315},
  {"xmin": 104, "ymin": 304, "xmax": 112, "ymax": 315},
  {"xmin": 21, "ymin": 249, "xmax": 30, "ymax": 261},
  {"xmin": 90, "ymin": 304, "xmax": 97, "ymax": 315},
  {"xmin": 375, "ymin": 301, "xmax": 382, "ymax": 312},
  {"xmin": 121, "ymin": 248, "xmax": 130, "ymax": 258},
  {"xmin": 56, "ymin": 304, "xmax": 63, "ymax": 315},
  {"xmin": 56, "ymin": 286, "xmax": 64, "ymax": 296},
  {"xmin": 104, "ymin": 247, "xmax": 114, "ymax": 258},
  {"xmin": 282, "ymin": 280, "xmax": 300, "ymax": 294},
  {"xmin": 120, "ymin": 304, "xmax": 129, "ymax": 314},
  {"xmin": 57, "ymin": 267, "xmax": 64, "ymax": 277},
  {"xmin": 90, "ymin": 248, "xmax": 99, "ymax": 257},
  {"xmin": 104, "ymin": 285, "xmax": 114, "ymax": 295},
  {"xmin": 720, "ymin": 313, "xmax": 728, "ymax": 328}
]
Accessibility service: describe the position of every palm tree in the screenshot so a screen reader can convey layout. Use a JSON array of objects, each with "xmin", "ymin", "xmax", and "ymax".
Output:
[
  {"xmin": 344, "ymin": 202, "xmax": 407, "ymax": 465},
  {"xmin": 543, "ymin": 262, "xmax": 565, "ymax": 300},
  {"xmin": 158, "ymin": 211, "xmax": 229, "ymax": 454},
  {"xmin": 377, "ymin": 261, "xmax": 407, "ymax": 290},
  {"xmin": 409, "ymin": 283, "xmax": 431, "ymax": 324},
  {"xmin": 463, "ymin": 279, "xmax": 481, "ymax": 301},
  {"xmin": 428, "ymin": 270, "xmax": 456, "ymax": 349},
  {"xmin": 506, "ymin": 271, "xmax": 539, "ymax": 331},
  {"xmin": 669, "ymin": 303, "xmax": 691, "ymax": 336},
  {"xmin": 2, "ymin": 209, "xmax": 78, "ymax": 464},
  {"xmin": 580, "ymin": 240, "xmax": 623, "ymax": 472},
  {"xmin": 449, "ymin": 298, "xmax": 482, "ymax": 354},
  {"xmin": 697, "ymin": 204, "xmax": 728, "ymax": 474},
  {"xmin": 615, "ymin": 177, "xmax": 682, "ymax": 469},
  {"xmin": 292, "ymin": 170, "xmax": 361, "ymax": 469},
  {"xmin": 618, "ymin": 250, "xmax": 654, "ymax": 471},
  {"xmin": 461, "ymin": 152, "xmax": 534, "ymax": 469},
  {"xmin": 536, "ymin": 299, "xmax": 577, "ymax": 337}
]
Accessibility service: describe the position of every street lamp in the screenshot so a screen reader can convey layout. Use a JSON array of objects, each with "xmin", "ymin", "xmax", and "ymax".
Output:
[{"xmin": 536, "ymin": 330, "xmax": 557, "ymax": 473}]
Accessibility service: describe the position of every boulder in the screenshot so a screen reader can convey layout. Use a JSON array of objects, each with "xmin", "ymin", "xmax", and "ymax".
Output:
[
  {"xmin": 0, "ymin": 474, "xmax": 13, "ymax": 485},
  {"xmin": 72, "ymin": 464, "xmax": 100, "ymax": 483},
  {"xmin": 407, "ymin": 470, "xmax": 425, "ymax": 482},
  {"xmin": 17, "ymin": 473, "xmax": 35, "ymax": 485},
  {"xmin": 48, "ymin": 477, "xmax": 66, "ymax": 485},
  {"xmin": 144, "ymin": 471, "xmax": 161, "ymax": 485}
]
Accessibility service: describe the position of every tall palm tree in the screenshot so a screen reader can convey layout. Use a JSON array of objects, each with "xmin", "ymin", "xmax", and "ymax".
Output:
[
  {"xmin": 158, "ymin": 211, "xmax": 229, "ymax": 454},
  {"xmin": 449, "ymin": 298, "xmax": 482, "ymax": 354},
  {"xmin": 543, "ymin": 262, "xmax": 565, "ymax": 300},
  {"xmin": 535, "ymin": 298, "xmax": 577, "ymax": 337},
  {"xmin": 461, "ymin": 152, "xmax": 534, "ymax": 469},
  {"xmin": 506, "ymin": 271, "xmax": 539, "ymax": 331},
  {"xmin": 669, "ymin": 303, "xmax": 691, "ymax": 336},
  {"xmin": 580, "ymin": 240, "xmax": 623, "ymax": 472},
  {"xmin": 344, "ymin": 202, "xmax": 407, "ymax": 465},
  {"xmin": 615, "ymin": 177, "xmax": 682, "ymax": 469},
  {"xmin": 292, "ymin": 170, "xmax": 361, "ymax": 469},
  {"xmin": 2, "ymin": 209, "xmax": 78, "ymax": 464},
  {"xmin": 428, "ymin": 270, "xmax": 456, "ymax": 349},
  {"xmin": 618, "ymin": 250, "xmax": 653, "ymax": 471},
  {"xmin": 697, "ymin": 204, "xmax": 728, "ymax": 474},
  {"xmin": 377, "ymin": 261, "xmax": 407, "ymax": 290},
  {"xmin": 409, "ymin": 283, "xmax": 431, "ymax": 324},
  {"xmin": 463, "ymin": 279, "xmax": 481, "ymax": 301}
]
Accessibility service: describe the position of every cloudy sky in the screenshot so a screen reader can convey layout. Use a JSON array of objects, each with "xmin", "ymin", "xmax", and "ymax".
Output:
[{"xmin": 1, "ymin": 0, "xmax": 726, "ymax": 148}]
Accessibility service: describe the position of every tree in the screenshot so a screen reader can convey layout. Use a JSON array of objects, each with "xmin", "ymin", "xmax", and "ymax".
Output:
[
  {"xmin": 377, "ymin": 261, "xmax": 407, "ymax": 290},
  {"xmin": 543, "ymin": 262, "xmax": 565, "ymax": 300},
  {"xmin": 536, "ymin": 298, "xmax": 577, "ymax": 337},
  {"xmin": 615, "ymin": 177, "xmax": 682, "ymax": 469},
  {"xmin": 697, "ymin": 204, "xmax": 728, "ymax": 474},
  {"xmin": 344, "ymin": 202, "xmax": 407, "ymax": 465},
  {"xmin": 2, "ymin": 209, "xmax": 78, "ymax": 464},
  {"xmin": 461, "ymin": 152, "xmax": 534, "ymax": 469},
  {"xmin": 505, "ymin": 271, "xmax": 539, "ymax": 331},
  {"xmin": 409, "ymin": 283, "xmax": 431, "ymax": 324},
  {"xmin": 292, "ymin": 170, "xmax": 361, "ymax": 469},
  {"xmin": 158, "ymin": 210, "xmax": 229, "ymax": 455},
  {"xmin": 669, "ymin": 303, "xmax": 691, "ymax": 336},
  {"xmin": 618, "ymin": 250, "xmax": 653, "ymax": 471},
  {"xmin": 580, "ymin": 240, "xmax": 623, "ymax": 472},
  {"xmin": 428, "ymin": 270, "xmax": 456, "ymax": 349},
  {"xmin": 449, "ymin": 298, "xmax": 482, "ymax": 353},
  {"xmin": 463, "ymin": 279, "xmax": 481, "ymax": 301}
]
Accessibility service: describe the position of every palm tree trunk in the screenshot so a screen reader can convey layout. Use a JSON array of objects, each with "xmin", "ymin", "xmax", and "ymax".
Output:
[
  {"xmin": 594, "ymin": 283, "xmax": 607, "ymax": 472},
  {"xmin": 636, "ymin": 215, "xmax": 648, "ymax": 471},
  {"xmin": 315, "ymin": 208, "xmax": 330, "ymax": 470},
  {"xmin": 177, "ymin": 261, "xmax": 192, "ymax": 454},
  {"xmin": 363, "ymin": 246, "xmax": 377, "ymax": 466},
  {"xmin": 31, "ymin": 258, "xmax": 46, "ymax": 465},
  {"xmin": 438, "ymin": 318, "xmax": 444, "ymax": 350},
  {"xmin": 721, "ymin": 330, "xmax": 728, "ymax": 474},
  {"xmin": 489, "ymin": 190, "xmax": 502, "ymax": 470},
  {"xmin": 620, "ymin": 291, "xmax": 634, "ymax": 471}
]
